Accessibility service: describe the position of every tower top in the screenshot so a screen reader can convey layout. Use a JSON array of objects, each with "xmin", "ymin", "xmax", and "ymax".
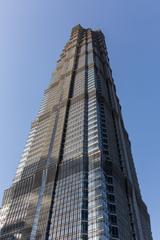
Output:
[{"xmin": 71, "ymin": 24, "xmax": 83, "ymax": 35}]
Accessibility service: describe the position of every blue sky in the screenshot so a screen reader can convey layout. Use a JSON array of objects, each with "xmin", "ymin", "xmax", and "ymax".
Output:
[{"xmin": 0, "ymin": 0, "xmax": 159, "ymax": 238}]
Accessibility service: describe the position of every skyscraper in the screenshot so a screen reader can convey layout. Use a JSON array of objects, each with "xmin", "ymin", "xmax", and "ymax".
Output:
[{"xmin": 0, "ymin": 24, "xmax": 152, "ymax": 240}]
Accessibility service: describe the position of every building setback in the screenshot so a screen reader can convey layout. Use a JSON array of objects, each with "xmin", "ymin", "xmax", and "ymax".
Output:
[{"xmin": 0, "ymin": 25, "xmax": 152, "ymax": 240}]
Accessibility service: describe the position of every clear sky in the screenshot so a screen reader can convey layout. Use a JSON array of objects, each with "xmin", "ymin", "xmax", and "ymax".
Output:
[{"xmin": 0, "ymin": 0, "xmax": 159, "ymax": 238}]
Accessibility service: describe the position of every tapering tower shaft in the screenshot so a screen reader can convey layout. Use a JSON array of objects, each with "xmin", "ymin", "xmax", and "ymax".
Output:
[{"xmin": 0, "ymin": 25, "xmax": 152, "ymax": 240}]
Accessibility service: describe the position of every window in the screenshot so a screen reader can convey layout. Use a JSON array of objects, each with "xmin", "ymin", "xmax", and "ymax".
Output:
[
  {"xmin": 107, "ymin": 194, "xmax": 115, "ymax": 202},
  {"xmin": 88, "ymin": 52, "xmax": 93, "ymax": 65},
  {"xmin": 107, "ymin": 177, "xmax": 113, "ymax": 184},
  {"xmin": 108, "ymin": 204, "xmax": 116, "ymax": 213},
  {"xmin": 107, "ymin": 185, "xmax": 114, "ymax": 193},
  {"xmin": 110, "ymin": 226, "xmax": 119, "ymax": 238},
  {"xmin": 109, "ymin": 214, "xmax": 117, "ymax": 224}
]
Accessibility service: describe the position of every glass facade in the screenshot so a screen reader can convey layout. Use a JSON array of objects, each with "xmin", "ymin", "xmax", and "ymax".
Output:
[{"xmin": 0, "ymin": 25, "xmax": 152, "ymax": 240}]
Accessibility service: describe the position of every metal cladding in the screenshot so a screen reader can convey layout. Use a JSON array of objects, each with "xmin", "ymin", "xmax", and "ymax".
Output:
[{"xmin": 0, "ymin": 25, "xmax": 152, "ymax": 240}]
